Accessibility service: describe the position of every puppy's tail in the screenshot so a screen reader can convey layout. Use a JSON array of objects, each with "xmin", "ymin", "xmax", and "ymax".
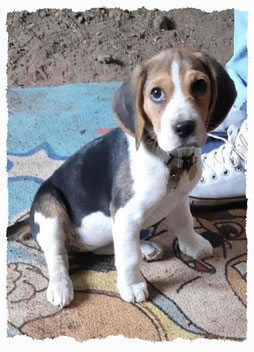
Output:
[{"xmin": 7, "ymin": 214, "xmax": 31, "ymax": 240}]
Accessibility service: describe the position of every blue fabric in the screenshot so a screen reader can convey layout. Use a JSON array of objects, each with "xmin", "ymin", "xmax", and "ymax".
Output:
[
  {"xmin": 7, "ymin": 83, "xmax": 120, "ymax": 221},
  {"xmin": 7, "ymin": 83, "xmax": 120, "ymax": 156},
  {"xmin": 207, "ymin": 10, "xmax": 248, "ymax": 151},
  {"xmin": 226, "ymin": 10, "xmax": 248, "ymax": 114},
  {"xmin": 201, "ymin": 140, "xmax": 223, "ymax": 154}
]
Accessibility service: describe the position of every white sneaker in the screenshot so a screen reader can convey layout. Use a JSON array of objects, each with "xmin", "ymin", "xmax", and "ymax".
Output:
[{"xmin": 190, "ymin": 120, "xmax": 247, "ymax": 206}]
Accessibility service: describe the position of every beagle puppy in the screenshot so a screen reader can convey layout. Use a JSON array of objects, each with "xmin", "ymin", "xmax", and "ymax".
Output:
[{"xmin": 29, "ymin": 47, "xmax": 236, "ymax": 307}]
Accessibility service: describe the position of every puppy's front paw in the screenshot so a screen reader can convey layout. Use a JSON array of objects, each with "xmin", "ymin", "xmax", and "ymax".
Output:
[
  {"xmin": 179, "ymin": 233, "xmax": 213, "ymax": 260},
  {"xmin": 117, "ymin": 280, "xmax": 148, "ymax": 303},
  {"xmin": 47, "ymin": 274, "xmax": 74, "ymax": 307}
]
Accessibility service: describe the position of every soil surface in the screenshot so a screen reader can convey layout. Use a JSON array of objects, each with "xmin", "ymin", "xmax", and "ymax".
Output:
[{"xmin": 6, "ymin": 8, "xmax": 234, "ymax": 87}]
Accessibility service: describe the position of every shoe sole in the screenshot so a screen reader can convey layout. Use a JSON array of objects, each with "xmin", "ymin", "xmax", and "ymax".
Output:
[{"xmin": 189, "ymin": 195, "xmax": 247, "ymax": 207}]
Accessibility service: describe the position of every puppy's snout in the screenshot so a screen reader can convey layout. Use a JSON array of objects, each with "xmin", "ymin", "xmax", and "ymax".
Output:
[{"xmin": 173, "ymin": 120, "xmax": 196, "ymax": 138}]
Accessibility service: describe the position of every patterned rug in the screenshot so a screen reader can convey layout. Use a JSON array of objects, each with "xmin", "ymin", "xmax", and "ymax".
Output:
[{"xmin": 7, "ymin": 83, "xmax": 247, "ymax": 341}]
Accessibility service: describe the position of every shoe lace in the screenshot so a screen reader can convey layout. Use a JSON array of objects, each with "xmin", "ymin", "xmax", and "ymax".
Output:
[{"xmin": 200, "ymin": 125, "xmax": 244, "ymax": 182}]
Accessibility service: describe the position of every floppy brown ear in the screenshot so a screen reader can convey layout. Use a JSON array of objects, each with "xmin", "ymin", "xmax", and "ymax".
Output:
[
  {"xmin": 112, "ymin": 65, "xmax": 147, "ymax": 149},
  {"xmin": 197, "ymin": 52, "xmax": 237, "ymax": 132}
]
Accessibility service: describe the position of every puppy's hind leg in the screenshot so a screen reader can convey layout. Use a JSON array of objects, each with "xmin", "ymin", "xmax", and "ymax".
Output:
[
  {"xmin": 31, "ymin": 189, "xmax": 74, "ymax": 307},
  {"xmin": 140, "ymin": 240, "xmax": 164, "ymax": 261},
  {"xmin": 93, "ymin": 240, "xmax": 164, "ymax": 260}
]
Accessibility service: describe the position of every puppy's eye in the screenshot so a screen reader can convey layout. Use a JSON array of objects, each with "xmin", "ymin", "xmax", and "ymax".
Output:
[
  {"xmin": 191, "ymin": 79, "xmax": 207, "ymax": 95},
  {"xmin": 150, "ymin": 87, "xmax": 166, "ymax": 103}
]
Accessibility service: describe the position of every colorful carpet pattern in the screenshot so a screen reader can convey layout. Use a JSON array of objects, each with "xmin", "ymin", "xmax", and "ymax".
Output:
[{"xmin": 7, "ymin": 83, "xmax": 247, "ymax": 341}]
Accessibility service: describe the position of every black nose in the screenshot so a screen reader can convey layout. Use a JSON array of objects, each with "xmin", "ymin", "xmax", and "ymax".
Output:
[{"xmin": 173, "ymin": 120, "xmax": 196, "ymax": 138}]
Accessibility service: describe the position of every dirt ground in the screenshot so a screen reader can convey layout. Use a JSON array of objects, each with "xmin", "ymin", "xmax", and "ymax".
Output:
[{"xmin": 6, "ymin": 8, "xmax": 234, "ymax": 87}]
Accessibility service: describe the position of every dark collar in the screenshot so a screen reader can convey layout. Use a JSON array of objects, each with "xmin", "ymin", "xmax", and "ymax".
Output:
[
  {"xmin": 164, "ymin": 152, "xmax": 197, "ymax": 171},
  {"xmin": 143, "ymin": 131, "xmax": 197, "ymax": 190},
  {"xmin": 143, "ymin": 130, "xmax": 197, "ymax": 169}
]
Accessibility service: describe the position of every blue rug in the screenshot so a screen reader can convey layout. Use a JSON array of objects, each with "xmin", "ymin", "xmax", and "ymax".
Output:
[{"xmin": 7, "ymin": 82, "xmax": 121, "ymax": 222}]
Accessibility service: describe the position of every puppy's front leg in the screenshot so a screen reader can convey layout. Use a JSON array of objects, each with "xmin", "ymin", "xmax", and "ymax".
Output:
[
  {"xmin": 113, "ymin": 208, "xmax": 148, "ymax": 303},
  {"xmin": 167, "ymin": 196, "xmax": 213, "ymax": 260}
]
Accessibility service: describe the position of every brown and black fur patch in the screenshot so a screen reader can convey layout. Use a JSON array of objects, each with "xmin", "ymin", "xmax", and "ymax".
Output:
[
  {"xmin": 111, "ymin": 158, "xmax": 133, "ymax": 220},
  {"xmin": 29, "ymin": 128, "xmax": 134, "ymax": 243}
]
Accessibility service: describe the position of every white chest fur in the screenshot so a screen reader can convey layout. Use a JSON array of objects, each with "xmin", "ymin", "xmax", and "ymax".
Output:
[
  {"xmin": 127, "ymin": 135, "xmax": 202, "ymax": 227},
  {"xmin": 127, "ymin": 136, "xmax": 169, "ymax": 218}
]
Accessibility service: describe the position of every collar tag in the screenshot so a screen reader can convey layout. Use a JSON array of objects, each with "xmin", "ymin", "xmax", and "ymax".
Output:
[
  {"xmin": 168, "ymin": 168, "xmax": 182, "ymax": 190},
  {"xmin": 167, "ymin": 153, "xmax": 197, "ymax": 190}
]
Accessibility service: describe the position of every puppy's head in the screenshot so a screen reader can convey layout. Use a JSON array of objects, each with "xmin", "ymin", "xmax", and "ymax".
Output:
[{"xmin": 113, "ymin": 48, "xmax": 237, "ymax": 154}]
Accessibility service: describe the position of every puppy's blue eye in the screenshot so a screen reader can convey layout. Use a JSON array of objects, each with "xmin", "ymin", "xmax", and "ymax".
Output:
[{"xmin": 150, "ymin": 87, "xmax": 165, "ymax": 103}]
